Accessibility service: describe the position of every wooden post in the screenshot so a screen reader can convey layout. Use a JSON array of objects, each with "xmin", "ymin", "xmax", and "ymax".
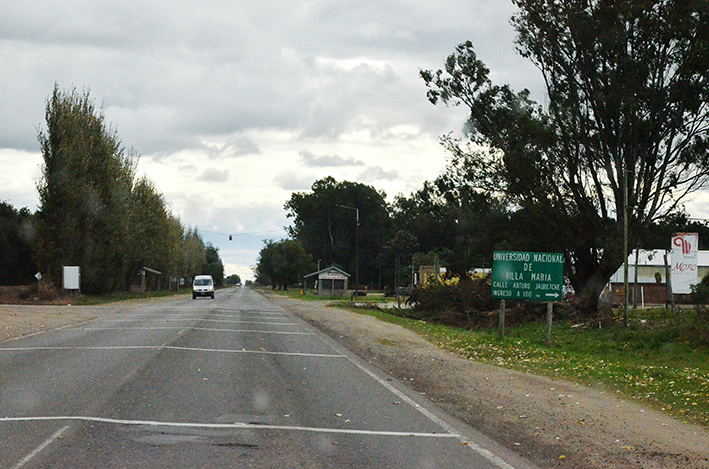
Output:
[
  {"xmin": 664, "ymin": 252, "xmax": 675, "ymax": 311},
  {"xmin": 499, "ymin": 300, "xmax": 506, "ymax": 338},
  {"xmin": 546, "ymin": 302, "xmax": 553, "ymax": 347}
]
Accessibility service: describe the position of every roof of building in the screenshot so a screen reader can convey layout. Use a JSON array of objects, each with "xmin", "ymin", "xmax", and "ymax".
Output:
[
  {"xmin": 304, "ymin": 265, "xmax": 350, "ymax": 279},
  {"xmin": 621, "ymin": 249, "xmax": 709, "ymax": 266}
]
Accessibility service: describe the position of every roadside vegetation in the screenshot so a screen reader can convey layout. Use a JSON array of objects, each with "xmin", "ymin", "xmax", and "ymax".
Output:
[{"xmin": 404, "ymin": 309, "xmax": 709, "ymax": 428}]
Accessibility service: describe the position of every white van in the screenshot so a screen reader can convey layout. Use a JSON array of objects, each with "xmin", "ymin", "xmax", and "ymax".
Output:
[{"xmin": 192, "ymin": 275, "xmax": 215, "ymax": 299}]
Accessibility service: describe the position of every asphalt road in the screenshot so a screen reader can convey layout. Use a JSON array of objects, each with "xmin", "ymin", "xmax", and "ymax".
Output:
[{"xmin": 0, "ymin": 287, "xmax": 537, "ymax": 469}]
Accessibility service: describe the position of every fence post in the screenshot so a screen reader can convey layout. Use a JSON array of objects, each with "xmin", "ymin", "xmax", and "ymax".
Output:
[
  {"xmin": 499, "ymin": 300, "xmax": 506, "ymax": 338},
  {"xmin": 546, "ymin": 302, "xmax": 553, "ymax": 346}
]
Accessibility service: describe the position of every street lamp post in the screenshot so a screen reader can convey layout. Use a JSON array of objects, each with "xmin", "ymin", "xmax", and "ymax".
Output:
[
  {"xmin": 623, "ymin": 161, "xmax": 630, "ymax": 328},
  {"xmin": 337, "ymin": 205, "xmax": 359, "ymax": 296}
]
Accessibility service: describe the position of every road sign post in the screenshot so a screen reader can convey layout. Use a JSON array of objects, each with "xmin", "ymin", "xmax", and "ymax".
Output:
[{"xmin": 492, "ymin": 251, "xmax": 564, "ymax": 342}]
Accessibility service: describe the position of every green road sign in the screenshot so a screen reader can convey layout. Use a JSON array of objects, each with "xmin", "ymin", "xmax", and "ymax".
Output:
[{"xmin": 491, "ymin": 251, "xmax": 565, "ymax": 301}]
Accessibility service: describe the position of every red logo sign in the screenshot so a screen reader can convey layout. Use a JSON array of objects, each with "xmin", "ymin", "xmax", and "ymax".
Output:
[{"xmin": 673, "ymin": 236, "xmax": 693, "ymax": 255}]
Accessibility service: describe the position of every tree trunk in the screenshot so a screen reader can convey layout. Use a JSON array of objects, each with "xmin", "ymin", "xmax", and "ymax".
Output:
[{"xmin": 574, "ymin": 245, "xmax": 625, "ymax": 317}]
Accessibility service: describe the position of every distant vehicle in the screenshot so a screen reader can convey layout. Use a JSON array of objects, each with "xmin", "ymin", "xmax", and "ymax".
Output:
[{"xmin": 192, "ymin": 275, "xmax": 215, "ymax": 299}]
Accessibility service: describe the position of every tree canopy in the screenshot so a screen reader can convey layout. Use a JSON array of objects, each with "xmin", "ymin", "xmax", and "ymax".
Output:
[
  {"xmin": 35, "ymin": 85, "xmax": 137, "ymax": 293},
  {"xmin": 255, "ymin": 239, "xmax": 314, "ymax": 290},
  {"xmin": 202, "ymin": 243, "xmax": 225, "ymax": 286},
  {"xmin": 33, "ymin": 85, "xmax": 220, "ymax": 293},
  {"xmin": 421, "ymin": 1, "xmax": 709, "ymax": 314},
  {"xmin": 0, "ymin": 202, "xmax": 36, "ymax": 285},
  {"xmin": 284, "ymin": 177, "xmax": 391, "ymax": 289}
]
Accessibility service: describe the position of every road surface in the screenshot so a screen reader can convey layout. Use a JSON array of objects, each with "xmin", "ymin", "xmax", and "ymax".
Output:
[{"xmin": 0, "ymin": 287, "xmax": 537, "ymax": 468}]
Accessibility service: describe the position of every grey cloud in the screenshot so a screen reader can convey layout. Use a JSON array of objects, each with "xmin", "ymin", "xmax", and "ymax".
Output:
[
  {"xmin": 198, "ymin": 168, "xmax": 230, "ymax": 183},
  {"xmin": 359, "ymin": 165, "xmax": 399, "ymax": 182},
  {"xmin": 203, "ymin": 138, "xmax": 261, "ymax": 160},
  {"xmin": 300, "ymin": 150, "xmax": 364, "ymax": 168},
  {"xmin": 273, "ymin": 171, "xmax": 314, "ymax": 192},
  {"xmin": 2, "ymin": 0, "xmax": 538, "ymax": 155}
]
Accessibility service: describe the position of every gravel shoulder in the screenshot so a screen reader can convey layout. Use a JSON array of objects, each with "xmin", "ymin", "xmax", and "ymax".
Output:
[
  {"xmin": 0, "ymin": 296, "xmax": 177, "ymax": 341},
  {"xmin": 1, "ymin": 291, "xmax": 708, "ymax": 468}
]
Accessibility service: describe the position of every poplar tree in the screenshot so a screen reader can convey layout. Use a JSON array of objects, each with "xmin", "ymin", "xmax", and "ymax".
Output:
[{"xmin": 36, "ymin": 85, "xmax": 136, "ymax": 293}]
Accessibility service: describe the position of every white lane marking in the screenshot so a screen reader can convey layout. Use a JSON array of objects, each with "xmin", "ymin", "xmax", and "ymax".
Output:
[
  {"xmin": 164, "ymin": 345, "xmax": 344, "ymax": 357},
  {"xmin": 312, "ymin": 333, "xmax": 520, "ymax": 469},
  {"xmin": 99, "ymin": 319, "xmax": 298, "ymax": 326},
  {"xmin": 61, "ymin": 327, "xmax": 314, "ymax": 335},
  {"xmin": 12, "ymin": 425, "xmax": 70, "ymax": 469},
  {"xmin": 99, "ymin": 312, "xmax": 288, "ymax": 320},
  {"xmin": 0, "ymin": 345, "xmax": 345, "ymax": 358},
  {"xmin": 0, "ymin": 416, "xmax": 458, "ymax": 438}
]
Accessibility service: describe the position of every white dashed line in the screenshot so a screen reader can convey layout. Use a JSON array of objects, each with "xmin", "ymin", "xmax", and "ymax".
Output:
[
  {"xmin": 62, "ymin": 327, "xmax": 314, "ymax": 335},
  {"xmin": 0, "ymin": 416, "xmax": 458, "ymax": 438},
  {"xmin": 0, "ymin": 345, "xmax": 345, "ymax": 358},
  {"xmin": 12, "ymin": 425, "xmax": 70, "ymax": 469}
]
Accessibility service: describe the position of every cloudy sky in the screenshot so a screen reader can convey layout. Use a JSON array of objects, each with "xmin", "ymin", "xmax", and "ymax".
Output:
[{"xmin": 6, "ymin": 1, "xmax": 702, "ymax": 281}]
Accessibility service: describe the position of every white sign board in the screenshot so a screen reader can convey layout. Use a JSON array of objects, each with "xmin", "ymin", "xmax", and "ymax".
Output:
[
  {"xmin": 63, "ymin": 266, "xmax": 80, "ymax": 291},
  {"xmin": 671, "ymin": 233, "xmax": 698, "ymax": 294}
]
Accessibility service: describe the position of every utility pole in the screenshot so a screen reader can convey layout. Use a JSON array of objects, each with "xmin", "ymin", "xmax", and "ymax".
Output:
[
  {"xmin": 337, "ymin": 205, "xmax": 359, "ymax": 296},
  {"xmin": 623, "ymin": 160, "xmax": 630, "ymax": 328}
]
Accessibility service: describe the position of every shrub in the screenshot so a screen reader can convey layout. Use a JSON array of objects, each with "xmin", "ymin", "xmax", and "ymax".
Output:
[{"xmin": 408, "ymin": 277, "xmax": 499, "ymax": 328}]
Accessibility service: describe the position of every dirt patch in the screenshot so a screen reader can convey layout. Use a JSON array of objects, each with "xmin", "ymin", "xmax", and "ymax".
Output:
[
  {"xmin": 0, "ymin": 304, "xmax": 122, "ymax": 341},
  {"xmin": 0, "ymin": 284, "xmax": 79, "ymax": 306},
  {"xmin": 267, "ymin": 293, "xmax": 709, "ymax": 469}
]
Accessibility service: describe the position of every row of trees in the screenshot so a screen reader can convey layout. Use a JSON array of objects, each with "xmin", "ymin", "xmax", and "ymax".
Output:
[
  {"xmin": 0, "ymin": 203, "xmax": 36, "ymax": 285},
  {"xmin": 257, "ymin": 1, "xmax": 709, "ymax": 317},
  {"xmin": 0, "ymin": 85, "xmax": 223, "ymax": 293}
]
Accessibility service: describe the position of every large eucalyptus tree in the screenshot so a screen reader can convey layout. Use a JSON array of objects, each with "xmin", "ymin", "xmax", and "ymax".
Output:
[{"xmin": 422, "ymin": 1, "xmax": 709, "ymax": 314}]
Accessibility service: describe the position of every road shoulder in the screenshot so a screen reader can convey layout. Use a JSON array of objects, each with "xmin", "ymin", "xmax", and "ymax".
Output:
[{"xmin": 267, "ymin": 293, "xmax": 709, "ymax": 469}]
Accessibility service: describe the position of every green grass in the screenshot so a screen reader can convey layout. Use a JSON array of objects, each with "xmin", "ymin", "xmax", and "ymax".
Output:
[
  {"xmin": 277, "ymin": 289, "xmax": 709, "ymax": 426},
  {"xmin": 275, "ymin": 289, "xmax": 394, "ymax": 303},
  {"xmin": 414, "ymin": 316, "xmax": 709, "ymax": 427}
]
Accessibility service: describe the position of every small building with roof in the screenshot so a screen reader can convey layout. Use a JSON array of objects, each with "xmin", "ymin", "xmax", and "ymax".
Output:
[{"xmin": 304, "ymin": 266, "xmax": 350, "ymax": 296}]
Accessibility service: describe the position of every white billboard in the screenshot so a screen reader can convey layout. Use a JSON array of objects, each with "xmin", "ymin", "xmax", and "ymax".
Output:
[
  {"xmin": 671, "ymin": 233, "xmax": 698, "ymax": 294},
  {"xmin": 63, "ymin": 266, "xmax": 80, "ymax": 291}
]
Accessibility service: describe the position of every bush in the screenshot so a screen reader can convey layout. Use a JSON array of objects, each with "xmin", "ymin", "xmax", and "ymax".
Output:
[
  {"xmin": 408, "ymin": 278, "xmax": 499, "ymax": 328},
  {"xmin": 18, "ymin": 282, "xmax": 61, "ymax": 302},
  {"xmin": 690, "ymin": 276, "xmax": 709, "ymax": 344}
]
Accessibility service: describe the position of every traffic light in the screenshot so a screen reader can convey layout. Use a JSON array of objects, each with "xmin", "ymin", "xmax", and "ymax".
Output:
[{"xmin": 229, "ymin": 235, "xmax": 232, "ymax": 241}]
